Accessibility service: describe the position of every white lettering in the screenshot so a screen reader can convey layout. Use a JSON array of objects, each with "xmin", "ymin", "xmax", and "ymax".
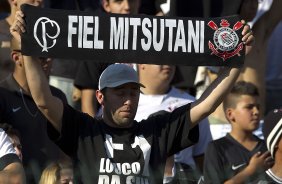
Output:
[
  {"xmin": 124, "ymin": 18, "xmax": 129, "ymax": 50},
  {"xmin": 122, "ymin": 163, "xmax": 131, "ymax": 175},
  {"xmin": 174, "ymin": 20, "xmax": 186, "ymax": 52},
  {"xmin": 130, "ymin": 18, "xmax": 141, "ymax": 50},
  {"xmin": 141, "ymin": 18, "xmax": 152, "ymax": 51},
  {"xmin": 78, "ymin": 16, "xmax": 83, "ymax": 48},
  {"xmin": 94, "ymin": 16, "xmax": 104, "ymax": 49},
  {"xmin": 105, "ymin": 158, "xmax": 114, "ymax": 173},
  {"xmin": 110, "ymin": 17, "xmax": 124, "ymax": 49},
  {"xmin": 131, "ymin": 162, "xmax": 140, "ymax": 174},
  {"xmin": 126, "ymin": 176, "xmax": 150, "ymax": 184},
  {"xmin": 200, "ymin": 21, "xmax": 205, "ymax": 53},
  {"xmin": 99, "ymin": 158, "xmax": 106, "ymax": 173},
  {"xmin": 68, "ymin": 16, "xmax": 77, "ymax": 47},
  {"xmin": 165, "ymin": 19, "xmax": 176, "ymax": 52},
  {"xmin": 83, "ymin": 16, "xmax": 93, "ymax": 48},
  {"xmin": 111, "ymin": 175, "xmax": 121, "ymax": 184},
  {"xmin": 153, "ymin": 19, "xmax": 164, "ymax": 51},
  {"xmin": 188, "ymin": 20, "xmax": 200, "ymax": 53},
  {"xmin": 98, "ymin": 175, "xmax": 109, "ymax": 184},
  {"xmin": 99, "ymin": 158, "xmax": 142, "ymax": 175}
]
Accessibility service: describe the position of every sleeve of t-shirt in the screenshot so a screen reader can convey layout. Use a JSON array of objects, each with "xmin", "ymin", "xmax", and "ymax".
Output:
[
  {"xmin": 192, "ymin": 118, "xmax": 212, "ymax": 157},
  {"xmin": 47, "ymin": 104, "xmax": 89, "ymax": 158},
  {"xmin": 202, "ymin": 142, "xmax": 225, "ymax": 184},
  {"xmin": 148, "ymin": 103, "xmax": 199, "ymax": 156},
  {"xmin": 50, "ymin": 85, "xmax": 68, "ymax": 104}
]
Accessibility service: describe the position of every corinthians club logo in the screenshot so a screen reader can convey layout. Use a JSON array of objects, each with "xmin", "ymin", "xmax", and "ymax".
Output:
[
  {"xmin": 208, "ymin": 19, "xmax": 244, "ymax": 61},
  {"xmin": 34, "ymin": 17, "xmax": 60, "ymax": 52}
]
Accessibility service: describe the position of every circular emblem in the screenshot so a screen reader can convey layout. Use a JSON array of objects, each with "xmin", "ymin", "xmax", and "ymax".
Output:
[{"xmin": 213, "ymin": 27, "xmax": 239, "ymax": 52}]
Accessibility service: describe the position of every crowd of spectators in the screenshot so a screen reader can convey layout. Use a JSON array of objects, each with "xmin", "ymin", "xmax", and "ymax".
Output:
[{"xmin": 1, "ymin": 0, "xmax": 282, "ymax": 183}]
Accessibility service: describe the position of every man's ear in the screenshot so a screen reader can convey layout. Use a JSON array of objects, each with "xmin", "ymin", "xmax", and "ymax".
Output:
[
  {"xmin": 96, "ymin": 90, "xmax": 104, "ymax": 106},
  {"xmin": 226, "ymin": 108, "xmax": 235, "ymax": 123},
  {"xmin": 11, "ymin": 51, "xmax": 22, "ymax": 67},
  {"xmin": 102, "ymin": 0, "xmax": 111, "ymax": 13}
]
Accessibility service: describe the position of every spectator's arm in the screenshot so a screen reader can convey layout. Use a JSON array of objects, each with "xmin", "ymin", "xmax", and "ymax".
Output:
[
  {"xmin": 189, "ymin": 21, "xmax": 254, "ymax": 127},
  {"xmin": 10, "ymin": 11, "xmax": 64, "ymax": 133},
  {"xmin": 23, "ymin": 56, "xmax": 64, "ymax": 132},
  {"xmin": 81, "ymin": 89, "xmax": 98, "ymax": 117}
]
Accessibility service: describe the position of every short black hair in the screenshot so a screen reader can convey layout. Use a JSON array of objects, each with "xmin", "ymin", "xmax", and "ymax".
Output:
[{"xmin": 223, "ymin": 81, "xmax": 259, "ymax": 111}]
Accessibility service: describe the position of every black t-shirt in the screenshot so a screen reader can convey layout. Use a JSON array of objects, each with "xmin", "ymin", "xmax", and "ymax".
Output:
[
  {"xmin": 202, "ymin": 133, "xmax": 267, "ymax": 184},
  {"xmin": 0, "ymin": 75, "xmax": 68, "ymax": 168},
  {"xmin": 74, "ymin": 61, "xmax": 111, "ymax": 90},
  {"xmin": 48, "ymin": 103, "xmax": 198, "ymax": 184}
]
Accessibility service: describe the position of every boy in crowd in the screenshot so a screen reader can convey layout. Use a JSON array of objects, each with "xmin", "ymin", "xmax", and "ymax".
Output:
[{"xmin": 201, "ymin": 81, "xmax": 273, "ymax": 184}]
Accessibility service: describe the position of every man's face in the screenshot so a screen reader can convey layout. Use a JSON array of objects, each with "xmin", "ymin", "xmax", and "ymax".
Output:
[
  {"xmin": 15, "ymin": 0, "xmax": 43, "ymax": 9},
  {"xmin": 103, "ymin": 0, "xmax": 140, "ymax": 14},
  {"xmin": 230, "ymin": 95, "xmax": 260, "ymax": 132},
  {"xmin": 239, "ymin": 0, "xmax": 258, "ymax": 22},
  {"xmin": 101, "ymin": 83, "xmax": 140, "ymax": 128}
]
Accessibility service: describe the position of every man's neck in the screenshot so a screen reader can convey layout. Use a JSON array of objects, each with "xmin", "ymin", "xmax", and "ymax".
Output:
[
  {"xmin": 13, "ymin": 72, "xmax": 30, "ymax": 94},
  {"xmin": 5, "ymin": 7, "xmax": 17, "ymax": 26}
]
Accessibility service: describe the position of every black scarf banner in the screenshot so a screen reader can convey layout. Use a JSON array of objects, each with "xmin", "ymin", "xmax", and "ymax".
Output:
[{"xmin": 21, "ymin": 4, "xmax": 245, "ymax": 66}]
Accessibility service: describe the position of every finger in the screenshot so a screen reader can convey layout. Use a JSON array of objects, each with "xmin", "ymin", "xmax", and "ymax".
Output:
[
  {"xmin": 243, "ymin": 34, "xmax": 255, "ymax": 45},
  {"xmin": 240, "ymin": 19, "xmax": 246, "ymax": 25},
  {"xmin": 16, "ymin": 20, "xmax": 26, "ymax": 33},
  {"xmin": 16, "ymin": 16, "xmax": 26, "ymax": 26},
  {"xmin": 254, "ymin": 151, "xmax": 262, "ymax": 157},
  {"xmin": 16, "ymin": 11, "xmax": 24, "ymax": 18},
  {"xmin": 259, "ymin": 151, "xmax": 271, "ymax": 159},
  {"xmin": 242, "ymin": 24, "xmax": 251, "ymax": 36}
]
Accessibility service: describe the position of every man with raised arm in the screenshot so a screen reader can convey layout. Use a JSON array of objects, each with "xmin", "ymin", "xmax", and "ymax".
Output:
[{"xmin": 11, "ymin": 10, "xmax": 254, "ymax": 183}]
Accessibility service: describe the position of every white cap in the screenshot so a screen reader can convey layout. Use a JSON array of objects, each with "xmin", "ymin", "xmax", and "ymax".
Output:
[{"xmin": 98, "ymin": 64, "xmax": 145, "ymax": 90}]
